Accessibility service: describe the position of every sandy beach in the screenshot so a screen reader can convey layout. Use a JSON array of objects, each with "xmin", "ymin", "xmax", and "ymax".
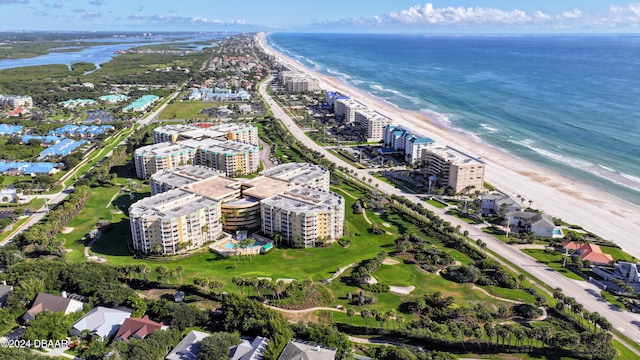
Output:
[{"xmin": 256, "ymin": 33, "xmax": 640, "ymax": 259}]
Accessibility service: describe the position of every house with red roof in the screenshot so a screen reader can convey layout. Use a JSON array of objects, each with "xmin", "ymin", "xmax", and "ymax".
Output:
[
  {"xmin": 562, "ymin": 241, "xmax": 614, "ymax": 266},
  {"xmin": 113, "ymin": 315, "xmax": 164, "ymax": 342}
]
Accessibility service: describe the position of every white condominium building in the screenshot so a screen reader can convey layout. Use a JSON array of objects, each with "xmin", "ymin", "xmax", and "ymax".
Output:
[
  {"xmin": 355, "ymin": 109, "xmax": 392, "ymax": 142},
  {"xmin": 0, "ymin": 94, "xmax": 33, "ymax": 108},
  {"xmin": 334, "ymin": 98, "xmax": 365, "ymax": 124},
  {"xmin": 130, "ymin": 163, "xmax": 345, "ymax": 253},
  {"xmin": 260, "ymin": 163, "xmax": 330, "ymax": 191},
  {"xmin": 134, "ymin": 143, "xmax": 196, "ymax": 179},
  {"xmin": 129, "ymin": 189, "xmax": 222, "ymax": 255},
  {"xmin": 278, "ymin": 71, "xmax": 320, "ymax": 92},
  {"xmin": 422, "ymin": 145, "xmax": 485, "ymax": 193},
  {"xmin": 153, "ymin": 123, "xmax": 258, "ymax": 145},
  {"xmin": 185, "ymin": 138, "xmax": 259, "ymax": 177},
  {"xmin": 134, "ymin": 138, "xmax": 259, "ymax": 179},
  {"xmin": 261, "ymin": 186, "xmax": 344, "ymax": 248}
]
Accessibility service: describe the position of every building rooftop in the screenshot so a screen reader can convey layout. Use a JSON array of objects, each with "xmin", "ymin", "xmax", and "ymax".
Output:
[
  {"xmin": 262, "ymin": 185, "xmax": 343, "ymax": 213},
  {"xmin": 261, "ymin": 163, "xmax": 327, "ymax": 185},
  {"xmin": 355, "ymin": 109, "xmax": 391, "ymax": 123},
  {"xmin": 179, "ymin": 138, "xmax": 258, "ymax": 154},
  {"xmin": 151, "ymin": 166, "xmax": 224, "ymax": 189},
  {"xmin": 424, "ymin": 145, "xmax": 484, "ymax": 166},
  {"xmin": 134, "ymin": 142, "xmax": 193, "ymax": 157},
  {"xmin": 241, "ymin": 176, "xmax": 293, "ymax": 200},
  {"xmin": 129, "ymin": 189, "xmax": 218, "ymax": 219},
  {"xmin": 186, "ymin": 175, "xmax": 242, "ymax": 201},
  {"xmin": 166, "ymin": 330, "xmax": 211, "ymax": 360}
]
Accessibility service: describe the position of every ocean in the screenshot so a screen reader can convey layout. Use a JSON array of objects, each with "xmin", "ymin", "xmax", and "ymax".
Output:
[{"xmin": 268, "ymin": 33, "xmax": 640, "ymax": 206}]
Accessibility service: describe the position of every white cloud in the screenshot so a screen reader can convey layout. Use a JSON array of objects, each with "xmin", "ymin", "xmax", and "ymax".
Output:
[
  {"xmin": 314, "ymin": 2, "xmax": 640, "ymax": 30},
  {"xmin": 560, "ymin": 9, "xmax": 582, "ymax": 19}
]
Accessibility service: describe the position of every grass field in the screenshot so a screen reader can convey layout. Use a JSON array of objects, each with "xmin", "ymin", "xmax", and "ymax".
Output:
[
  {"xmin": 157, "ymin": 100, "xmax": 219, "ymax": 120},
  {"xmin": 522, "ymin": 249, "xmax": 584, "ymax": 281}
]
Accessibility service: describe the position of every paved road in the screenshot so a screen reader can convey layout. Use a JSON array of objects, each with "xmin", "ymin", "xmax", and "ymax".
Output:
[{"xmin": 258, "ymin": 76, "xmax": 640, "ymax": 352}]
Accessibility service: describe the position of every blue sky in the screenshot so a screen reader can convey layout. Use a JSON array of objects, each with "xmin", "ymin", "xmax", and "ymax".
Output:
[{"xmin": 0, "ymin": 1, "xmax": 639, "ymax": 32}]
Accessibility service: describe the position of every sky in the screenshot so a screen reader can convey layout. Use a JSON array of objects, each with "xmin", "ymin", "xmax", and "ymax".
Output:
[{"xmin": 0, "ymin": 0, "xmax": 639, "ymax": 33}]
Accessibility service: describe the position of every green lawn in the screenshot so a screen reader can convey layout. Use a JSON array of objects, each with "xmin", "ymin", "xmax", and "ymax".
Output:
[
  {"xmin": 157, "ymin": 100, "xmax": 219, "ymax": 120},
  {"xmin": 425, "ymin": 199, "xmax": 447, "ymax": 209},
  {"xmin": 57, "ymin": 186, "xmax": 124, "ymax": 261},
  {"xmin": 522, "ymin": 249, "xmax": 584, "ymax": 281}
]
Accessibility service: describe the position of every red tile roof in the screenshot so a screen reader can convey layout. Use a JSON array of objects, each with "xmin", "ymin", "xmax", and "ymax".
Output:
[
  {"xmin": 562, "ymin": 241, "xmax": 582, "ymax": 251},
  {"xmin": 113, "ymin": 315, "xmax": 163, "ymax": 342}
]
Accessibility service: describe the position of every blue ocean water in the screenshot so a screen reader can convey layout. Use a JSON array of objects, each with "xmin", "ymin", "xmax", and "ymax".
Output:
[{"xmin": 268, "ymin": 33, "xmax": 640, "ymax": 205}]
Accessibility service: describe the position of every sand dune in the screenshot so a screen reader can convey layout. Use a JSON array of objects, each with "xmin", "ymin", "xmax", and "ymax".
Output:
[{"xmin": 256, "ymin": 33, "xmax": 640, "ymax": 259}]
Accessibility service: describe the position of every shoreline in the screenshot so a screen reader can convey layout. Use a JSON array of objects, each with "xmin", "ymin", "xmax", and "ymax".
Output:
[{"xmin": 257, "ymin": 32, "xmax": 640, "ymax": 259}]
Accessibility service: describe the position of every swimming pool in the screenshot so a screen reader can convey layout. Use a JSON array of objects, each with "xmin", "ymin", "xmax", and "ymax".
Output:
[
  {"xmin": 223, "ymin": 241, "xmax": 262, "ymax": 249},
  {"xmin": 553, "ymin": 229, "xmax": 563, "ymax": 236}
]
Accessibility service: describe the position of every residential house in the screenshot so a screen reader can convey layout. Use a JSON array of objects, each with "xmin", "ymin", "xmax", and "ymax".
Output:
[
  {"xmin": 166, "ymin": 330, "xmax": 210, "ymax": 360},
  {"xmin": 278, "ymin": 340, "xmax": 336, "ymax": 360},
  {"xmin": 506, "ymin": 211, "xmax": 557, "ymax": 238},
  {"xmin": 562, "ymin": 241, "xmax": 614, "ymax": 266},
  {"xmin": 230, "ymin": 336, "xmax": 269, "ymax": 360},
  {"xmin": 23, "ymin": 292, "xmax": 84, "ymax": 321},
  {"xmin": 610, "ymin": 262, "xmax": 640, "ymax": 284},
  {"xmin": 113, "ymin": 315, "xmax": 164, "ymax": 342},
  {"xmin": 480, "ymin": 194, "xmax": 523, "ymax": 216},
  {"xmin": 0, "ymin": 284, "xmax": 13, "ymax": 307},
  {"xmin": 69, "ymin": 306, "xmax": 132, "ymax": 340}
]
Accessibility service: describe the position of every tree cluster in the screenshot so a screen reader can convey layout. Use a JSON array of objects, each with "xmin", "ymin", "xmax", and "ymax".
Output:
[
  {"xmin": 17, "ymin": 185, "xmax": 90, "ymax": 255},
  {"xmin": 350, "ymin": 251, "xmax": 387, "ymax": 286},
  {"xmin": 221, "ymin": 294, "xmax": 292, "ymax": 360}
]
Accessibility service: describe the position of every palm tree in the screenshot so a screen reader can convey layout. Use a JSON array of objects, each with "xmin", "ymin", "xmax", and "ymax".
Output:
[
  {"xmin": 155, "ymin": 265, "xmax": 168, "ymax": 284},
  {"xmin": 484, "ymin": 321, "xmax": 495, "ymax": 351},
  {"xmin": 209, "ymin": 280, "xmax": 224, "ymax": 296},
  {"xmin": 360, "ymin": 309, "xmax": 371, "ymax": 328},
  {"xmin": 176, "ymin": 266, "xmax": 184, "ymax": 284},
  {"xmin": 346, "ymin": 308, "xmax": 355, "ymax": 324}
]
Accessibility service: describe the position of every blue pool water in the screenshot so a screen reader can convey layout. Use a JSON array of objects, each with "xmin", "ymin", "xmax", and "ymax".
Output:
[
  {"xmin": 223, "ymin": 241, "xmax": 262, "ymax": 249},
  {"xmin": 553, "ymin": 229, "xmax": 563, "ymax": 236}
]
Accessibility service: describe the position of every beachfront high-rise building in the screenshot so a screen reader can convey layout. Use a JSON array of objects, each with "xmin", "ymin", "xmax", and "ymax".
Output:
[
  {"xmin": 334, "ymin": 98, "xmax": 365, "ymax": 124},
  {"xmin": 0, "ymin": 94, "xmax": 33, "ymax": 108},
  {"xmin": 355, "ymin": 109, "xmax": 392, "ymax": 142},
  {"xmin": 153, "ymin": 123, "xmax": 258, "ymax": 145},
  {"xmin": 278, "ymin": 71, "xmax": 320, "ymax": 92},
  {"xmin": 421, "ymin": 145, "xmax": 485, "ymax": 193},
  {"xmin": 261, "ymin": 186, "xmax": 344, "ymax": 248},
  {"xmin": 129, "ymin": 189, "xmax": 223, "ymax": 255},
  {"xmin": 383, "ymin": 125, "xmax": 435, "ymax": 164},
  {"xmin": 134, "ymin": 138, "xmax": 259, "ymax": 179},
  {"xmin": 130, "ymin": 163, "xmax": 344, "ymax": 253}
]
